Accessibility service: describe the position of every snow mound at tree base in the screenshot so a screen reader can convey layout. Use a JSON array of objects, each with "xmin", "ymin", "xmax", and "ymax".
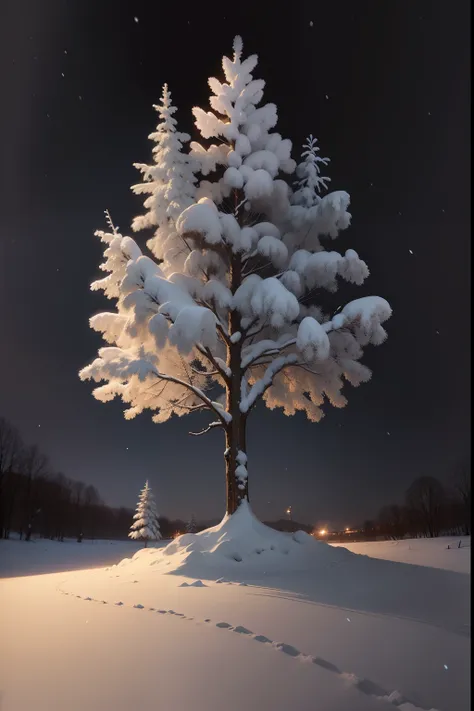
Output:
[{"xmin": 120, "ymin": 501, "xmax": 354, "ymax": 579}]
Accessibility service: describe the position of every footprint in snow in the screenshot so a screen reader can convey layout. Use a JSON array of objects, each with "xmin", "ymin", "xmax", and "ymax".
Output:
[
  {"xmin": 312, "ymin": 657, "xmax": 341, "ymax": 674},
  {"xmin": 273, "ymin": 642, "xmax": 301, "ymax": 657},
  {"xmin": 233, "ymin": 626, "xmax": 252, "ymax": 635},
  {"xmin": 216, "ymin": 622, "xmax": 233, "ymax": 629},
  {"xmin": 115, "ymin": 601, "xmax": 124, "ymax": 606},
  {"xmin": 134, "ymin": 604, "xmax": 144, "ymax": 609}
]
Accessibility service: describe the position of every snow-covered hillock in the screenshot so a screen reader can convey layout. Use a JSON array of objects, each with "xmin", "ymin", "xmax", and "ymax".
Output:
[{"xmin": 118, "ymin": 501, "xmax": 353, "ymax": 578}]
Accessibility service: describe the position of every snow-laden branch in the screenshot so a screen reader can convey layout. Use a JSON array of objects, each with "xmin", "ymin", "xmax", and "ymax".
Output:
[
  {"xmin": 189, "ymin": 421, "xmax": 223, "ymax": 436},
  {"xmin": 240, "ymin": 354, "xmax": 298, "ymax": 413}
]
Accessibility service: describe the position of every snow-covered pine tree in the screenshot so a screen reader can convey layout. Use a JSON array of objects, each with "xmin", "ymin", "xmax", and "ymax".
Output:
[
  {"xmin": 186, "ymin": 514, "xmax": 197, "ymax": 533},
  {"xmin": 80, "ymin": 37, "xmax": 392, "ymax": 517},
  {"xmin": 129, "ymin": 481, "xmax": 161, "ymax": 547},
  {"xmin": 131, "ymin": 83, "xmax": 197, "ymax": 271}
]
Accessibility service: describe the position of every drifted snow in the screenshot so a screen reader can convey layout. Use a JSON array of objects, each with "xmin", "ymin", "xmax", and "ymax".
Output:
[{"xmin": 126, "ymin": 501, "xmax": 354, "ymax": 577}]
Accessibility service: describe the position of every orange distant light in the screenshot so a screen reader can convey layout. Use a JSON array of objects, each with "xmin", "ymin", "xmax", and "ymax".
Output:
[{"xmin": 319, "ymin": 529, "xmax": 327, "ymax": 536}]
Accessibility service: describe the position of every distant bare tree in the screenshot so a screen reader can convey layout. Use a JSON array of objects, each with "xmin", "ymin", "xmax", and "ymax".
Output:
[
  {"xmin": 452, "ymin": 459, "xmax": 471, "ymax": 535},
  {"xmin": 362, "ymin": 520, "xmax": 376, "ymax": 540},
  {"xmin": 0, "ymin": 416, "xmax": 25, "ymax": 537},
  {"xmin": 20, "ymin": 444, "xmax": 49, "ymax": 540},
  {"xmin": 377, "ymin": 505, "xmax": 408, "ymax": 540},
  {"xmin": 405, "ymin": 477, "xmax": 446, "ymax": 538}
]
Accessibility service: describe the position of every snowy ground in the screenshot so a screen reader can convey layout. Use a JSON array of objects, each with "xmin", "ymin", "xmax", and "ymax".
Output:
[
  {"xmin": 0, "ymin": 520, "xmax": 470, "ymax": 711},
  {"xmin": 331, "ymin": 536, "xmax": 471, "ymax": 574}
]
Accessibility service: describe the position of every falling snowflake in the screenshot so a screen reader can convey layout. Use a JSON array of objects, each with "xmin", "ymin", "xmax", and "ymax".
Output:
[
  {"xmin": 309, "ymin": 20, "xmax": 314, "ymax": 27},
  {"xmin": 386, "ymin": 432, "xmax": 390, "ymax": 436},
  {"xmin": 78, "ymin": 95, "xmax": 82, "ymax": 101},
  {"xmin": 64, "ymin": 49, "xmax": 68, "ymax": 54},
  {"xmin": 134, "ymin": 16, "xmax": 139, "ymax": 23},
  {"xmin": 61, "ymin": 72, "xmax": 65, "ymax": 77},
  {"xmin": 409, "ymin": 249, "xmax": 414, "ymax": 254},
  {"xmin": 325, "ymin": 94, "xmax": 329, "ymax": 99}
]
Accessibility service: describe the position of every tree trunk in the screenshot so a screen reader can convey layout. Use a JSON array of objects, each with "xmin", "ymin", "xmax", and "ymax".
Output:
[{"xmin": 225, "ymin": 252, "xmax": 249, "ymax": 516}]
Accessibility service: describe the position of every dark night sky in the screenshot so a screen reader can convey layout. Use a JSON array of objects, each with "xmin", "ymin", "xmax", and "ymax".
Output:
[{"xmin": 0, "ymin": 1, "xmax": 470, "ymax": 528}]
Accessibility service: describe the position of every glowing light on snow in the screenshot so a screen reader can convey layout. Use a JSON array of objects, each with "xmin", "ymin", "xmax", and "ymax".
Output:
[
  {"xmin": 345, "ymin": 528, "xmax": 350, "ymax": 532},
  {"xmin": 319, "ymin": 529, "xmax": 327, "ymax": 536}
]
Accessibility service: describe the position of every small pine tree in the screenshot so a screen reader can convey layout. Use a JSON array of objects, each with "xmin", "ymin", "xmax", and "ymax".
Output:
[
  {"xmin": 129, "ymin": 481, "xmax": 161, "ymax": 547},
  {"xmin": 186, "ymin": 514, "xmax": 197, "ymax": 533},
  {"xmin": 292, "ymin": 135, "xmax": 331, "ymax": 207}
]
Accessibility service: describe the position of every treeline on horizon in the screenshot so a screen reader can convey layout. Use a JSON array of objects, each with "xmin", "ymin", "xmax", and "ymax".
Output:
[
  {"xmin": 0, "ymin": 416, "xmax": 188, "ymax": 541},
  {"xmin": 0, "ymin": 415, "xmax": 470, "ymax": 543},
  {"xmin": 364, "ymin": 467, "xmax": 471, "ymax": 540}
]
